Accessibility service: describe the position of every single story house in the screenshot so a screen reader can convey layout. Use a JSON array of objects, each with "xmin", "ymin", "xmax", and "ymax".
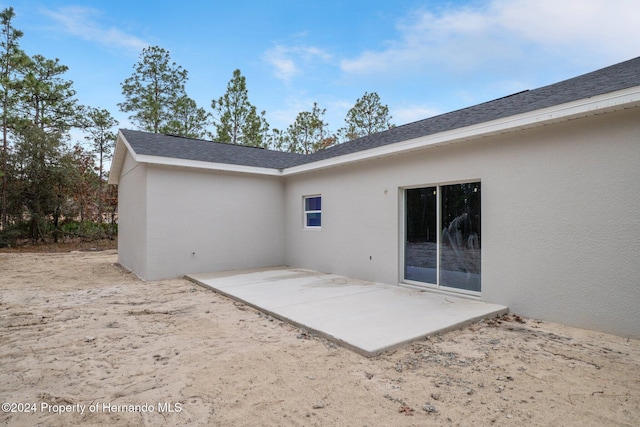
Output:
[{"xmin": 109, "ymin": 57, "xmax": 640, "ymax": 339}]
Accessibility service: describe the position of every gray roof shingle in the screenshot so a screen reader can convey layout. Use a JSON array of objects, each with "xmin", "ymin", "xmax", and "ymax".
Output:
[
  {"xmin": 296, "ymin": 55, "xmax": 640, "ymax": 166},
  {"xmin": 121, "ymin": 129, "xmax": 305, "ymax": 170},
  {"xmin": 122, "ymin": 56, "xmax": 640, "ymax": 169}
]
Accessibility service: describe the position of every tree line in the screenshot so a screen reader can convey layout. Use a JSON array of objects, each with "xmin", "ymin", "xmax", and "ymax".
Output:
[
  {"xmin": 0, "ymin": 7, "xmax": 117, "ymax": 246},
  {"xmin": 0, "ymin": 7, "xmax": 395, "ymax": 246},
  {"xmin": 120, "ymin": 46, "xmax": 395, "ymax": 154}
]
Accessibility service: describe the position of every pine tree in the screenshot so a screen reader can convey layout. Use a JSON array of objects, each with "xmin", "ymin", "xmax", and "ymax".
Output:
[
  {"xmin": 84, "ymin": 107, "xmax": 117, "ymax": 223},
  {"xmin": 284, "ymin": 102, "xmax": 332, "ymax": 154},
  {"xmin": 16, "ymin": 54, "xmax": 80, "ymax": 133},
  {"xmin": 211, "ymin": 69, "xmax": 268, "ymax": 147},
  {"xmin": 338, "ymin": 92, "xmax": 393, "ymax": 142},
  {"xmin": 10, "ymin": 54, "xmax": 81, "ymax": 241},
  {"xmin": 160, "ymin": 95, "xmax": 211, "ymax": 139},
  {"xmin": 0, "ymin": 7, "xmax": 28, "ymax": 230},
  {"xmin": 119, "ymin": 46, "xmax": 188, "ymax": 133}
]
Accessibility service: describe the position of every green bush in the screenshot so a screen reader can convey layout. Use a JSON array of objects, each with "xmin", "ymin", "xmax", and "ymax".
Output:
[
  {"xmin": 1, "ymin": 219, "xmax": 118, "ymax": 247},
  {"xmin": 0, "ymin": 222, "xmax": 28, "ymax": 247},
  {"xmin": 60, "ymin": 220, "xmax": 81, "ymax": 238}
]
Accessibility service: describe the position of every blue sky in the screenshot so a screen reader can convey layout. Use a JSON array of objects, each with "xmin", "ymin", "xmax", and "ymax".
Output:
[{"xmin": 5, "ymin": 0, "xmax": 640, "ymax": 138}]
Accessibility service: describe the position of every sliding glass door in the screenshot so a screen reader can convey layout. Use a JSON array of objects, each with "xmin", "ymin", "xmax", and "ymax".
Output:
[
  {"xmin": 404, "ymin": 182, "xmax": 481, "ymax": 293},
  {"xmin": 405, "ymin": 187, "xmax": 438, "ymax": 284}
]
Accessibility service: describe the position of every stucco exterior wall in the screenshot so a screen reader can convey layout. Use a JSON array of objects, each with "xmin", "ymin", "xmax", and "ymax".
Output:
[
  {"xmin": 142, "ymin": 165, "xmax": 286, "ymax": 281},
  {"xmin": 117, "ymin": 151, "xmax": 148, "ymax": 279},
  {"xmin": 283, "ymin": 162, "xmax": 401, "ymax": 284},
  {"xmin": 284, "ymin": 107, "xmax": 640, "ymax": 338},
  {"xmin": 479, "ymin": 108, "xmax": 640, "ymax": 338}
]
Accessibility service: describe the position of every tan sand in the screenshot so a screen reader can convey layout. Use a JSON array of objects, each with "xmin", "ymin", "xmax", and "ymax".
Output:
[{"xmin": 1, "ymin": 250, "xmax": 638, "ymax": 426}]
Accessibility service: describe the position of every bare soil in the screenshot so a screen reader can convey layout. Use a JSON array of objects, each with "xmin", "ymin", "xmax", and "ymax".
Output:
[{"xmin": 1, "ymin": 251, "xmax": 638, "ymax": 426}]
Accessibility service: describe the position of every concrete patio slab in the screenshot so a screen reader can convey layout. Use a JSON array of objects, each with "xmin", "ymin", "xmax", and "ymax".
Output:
[{"xmin": 186, "ymin": 267, "xmax": 508, "ymax": 356}]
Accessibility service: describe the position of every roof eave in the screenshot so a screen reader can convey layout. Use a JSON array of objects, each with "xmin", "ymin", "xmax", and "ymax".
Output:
[
  {"xmin": 108, "ymin": 130, "xmax": 284, "ymax": 180},
  {"xmin": 281, "ymin": 85, "xmax": 640, "ymax": 176},
  {"xmin": 108, "ymin": 85, "xmax": 640, "ymax": 180},
  {"xmin": 134, "ymin": 154, "xmax": 283, "ymax": 176},
  {"xmin": 107, "ymin": 130, "xmax": 131, "ymax": 185}
]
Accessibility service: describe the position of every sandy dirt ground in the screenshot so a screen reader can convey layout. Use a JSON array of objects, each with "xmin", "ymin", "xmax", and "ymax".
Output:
[{"xmin": 1, "ymin": 251, "xmax": 638, "ymax": 426}]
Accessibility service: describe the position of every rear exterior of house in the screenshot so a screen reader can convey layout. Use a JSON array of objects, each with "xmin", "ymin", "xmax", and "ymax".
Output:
[
  {"xmin": 110, "ymin": 57, "xmax": 640, "ymax": 339},
  {"xmin": 283, "ymin": 108, "xmax": 640, "ymax": 337}
]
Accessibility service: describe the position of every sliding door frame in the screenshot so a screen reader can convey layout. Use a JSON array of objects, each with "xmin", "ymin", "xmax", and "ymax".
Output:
[{"xmin": 400, "ymin": 180, "xmax": 482, "ymax": 298}]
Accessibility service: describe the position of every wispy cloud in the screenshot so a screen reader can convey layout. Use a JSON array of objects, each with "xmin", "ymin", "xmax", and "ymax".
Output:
[
  {"xmin": 263, "ymin": 44, "xmax": 332, "ymax": 83},
  {"xmin": 267, "ymin": 94, "xmax": 317, "ymax": 129},
  {"xmin": 341, "ymin": 0, "xmax": 640, "ymax": 76},
  {"xmin": 262, "ymin": 45, "xmax": 298, "ymax": 82},
  {"xmin": 42, "ymin": 6, "xmax": 148, "ymax": 53},
  {"xmin": 393, "ymin": 105, "xmax": 442, "ymax": 124}
]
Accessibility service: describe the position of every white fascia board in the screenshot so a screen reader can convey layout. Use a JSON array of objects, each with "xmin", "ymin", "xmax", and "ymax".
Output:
[
  {"xmin": 110, "ymin": 86, "xmax": 640, "ymax": 180},
  {"xmin": 108, "ymin": 130, "xmax": 282, "ymax": 179},
  {"xmin": 282, "ymin": 86, "xmax": 640, "ymax": 176},
  {"xmin": 134, "ymin": 154, "xmax": 283, "ymax": 176},
  {"xmin": 107, "ymin": 131, "xmax": 130, "ymax": 185}
]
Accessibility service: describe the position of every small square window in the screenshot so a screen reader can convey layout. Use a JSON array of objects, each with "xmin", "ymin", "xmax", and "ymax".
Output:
[{"xmin": 303, "ymin": 196, "xmax": 321, "ymax": 228}]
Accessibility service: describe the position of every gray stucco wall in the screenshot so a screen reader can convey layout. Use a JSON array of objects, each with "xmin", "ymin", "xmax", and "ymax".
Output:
[
  {"xmin": 480, "ymin": 109, "xmax": 640, "ymax": 338},
  {"xmin": 117, "ymin": 151, "xmax": 147, "ymax": 279},
  {"xmin": 142, "ymin": 165, "xmax": 286, "ymax": 281},
  {"xmin": 284, "ymin": 107, "xmax": 640, "ymax": 338}
]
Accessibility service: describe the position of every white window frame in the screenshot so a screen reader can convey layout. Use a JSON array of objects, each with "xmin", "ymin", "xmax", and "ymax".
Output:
[{"xmin": 303, "ymin": 195, "xmax": 322, "ymax": 229}]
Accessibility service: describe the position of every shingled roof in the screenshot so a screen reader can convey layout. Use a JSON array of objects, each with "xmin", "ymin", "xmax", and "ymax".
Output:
[
  {"xmin": 120, "ymin": 129, "xmax": 304, "ymax": 170},
  {"xmin": 298, "ymin": 55, "xmax": 640, "ymax": 165},
  {"xmin": 119, "ymin": 56, "xmax": 640, "ymax": 172}
]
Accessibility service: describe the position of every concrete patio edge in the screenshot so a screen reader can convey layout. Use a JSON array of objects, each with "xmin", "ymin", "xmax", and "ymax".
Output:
[{"xmin": 185, "ymin": 267, "xmax": 508, "ymax": 357}]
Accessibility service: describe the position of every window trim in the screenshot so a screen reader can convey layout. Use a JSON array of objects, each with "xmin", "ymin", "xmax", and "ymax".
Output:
[
  {"xmin": 303, "ymin": 195, "xmax": 322, "ymax": 229},
  {"xmin": 401, "ymin": 180, "xmax": 481, "ymax": 297}
]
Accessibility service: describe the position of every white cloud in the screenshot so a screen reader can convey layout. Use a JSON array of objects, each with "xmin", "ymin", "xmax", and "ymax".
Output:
[
  {"xmin": 341, "ymin": 0, "xmax": 640, "ymax": 76},
  {"xmin": 42, "ymin": 6, "xmax": 148, "ymax": 53},
  {"xmin": 393, "ymin": 105, "xmax": 442, "ymax": 125},
  {"xmin": 266, "ymin": 95, "xmax": 309, "ymax": 129},
  {"xmin": 263, "ymin": 44, "xmax": 332, "ymax": 83},
  {"xmin": 497, "ymin": 0, "xmax": 638, "ymax": 50},
  {"xmin": 262, "ymin": 45, "xmax": 299, "ymax": 82}
]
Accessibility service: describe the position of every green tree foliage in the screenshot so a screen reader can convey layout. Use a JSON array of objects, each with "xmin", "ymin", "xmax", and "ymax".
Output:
[
  {"xmin": 211, "ymin": 69, "xmax": 269, "ymax": 147},
  {"xmin": 84, "ymin": 107, "xmax": 117, "ymax": 223},
  {"xmin": 119, "ymin": 46, "xmax": 189, "ymax": 133},
  {"xmin": 338, "ymin": 91, "xmax": 393, "ymax": 142},
  {"xmin": 266, "ymin": 93, "xmax": 393, "ymax": 153},
  {"xmin": 0, "ymin": 7, "xmax": 28, "ymax": 230},
  {"xmin": 0, "ymin": 7, "xmax": 118, "ymax": 246},
  {"xmin": 278, "ymin": 102, "xmax": 333, "ymax": 154},
  {"xmin": 15, "ymin": 54, "xmax": 81, "ymax": 133},
  {"xmin": 161, "ymin": 95, "xmax": 211, "ymax": 139},
  {"xmin": 264, "ymin": 128, "xmax": 288, "ymax": 152},
  {"xmin": 9, "ymin": 125, "xmax": 69, "ymax": 242},
  {"xmin": 6, "ymin": 52, "xmax": 83, "ymax": 242}
]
